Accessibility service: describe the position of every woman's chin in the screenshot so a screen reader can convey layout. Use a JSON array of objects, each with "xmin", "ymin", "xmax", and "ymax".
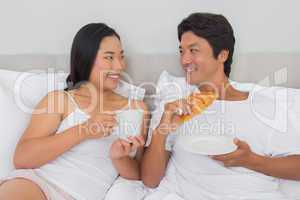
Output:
[{"xmin": 104, "ymin": 80, "xmax": 120, "ymax": 90}]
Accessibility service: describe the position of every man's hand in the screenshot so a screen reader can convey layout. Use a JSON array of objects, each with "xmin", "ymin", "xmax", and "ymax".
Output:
[
  {"xmin": 212, "ymin": 138, "xmax": 259, "ymax": 168},
  {"xmin": 157, "ymin": 99, "xmax": 192, "ymax": 135}
]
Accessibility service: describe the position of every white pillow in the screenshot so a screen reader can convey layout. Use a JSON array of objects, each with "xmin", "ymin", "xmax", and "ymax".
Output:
[
  {"xmin": 0, "ymin": 69, "xmax": 145, "ymax": 178},
  {"xmin": 147, "ymin": 70, "xmax": 300, "ymax": 198},
  {"xmin": 0, "ymin": 83, "xmax": 30, "ymax": 179},
  {"xmin": 0, "ymin": 69, "xmax": 145, "ymax": 113},
  {"xmin": 114, "ymin": 79, "xmax": 145, "ymax": 101},
  {"xmin": 279, "ymin": 179, "xmax": 300, "ymax": 199}
]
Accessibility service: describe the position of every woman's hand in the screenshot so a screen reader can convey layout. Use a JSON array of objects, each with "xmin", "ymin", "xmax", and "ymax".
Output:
[
  {"xmin": 81, "ymin": 112, "xmax": 117, "ymax": 140},
  {"xmin": 212, "ymin": 138, "xmax": 259, "ymax": 168},
  {"xmin": 157, "ymin": 99, "xmax": 192, "ymax": 135},
  {"xmin": 109, "ymin": 135, "xmax": 145, "ymax": 160}
]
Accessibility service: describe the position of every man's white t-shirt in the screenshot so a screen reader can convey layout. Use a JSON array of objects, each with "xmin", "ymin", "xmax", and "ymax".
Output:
[{"xmin": 147, "ymin": 90, "xmax": 300, "ymax": 200}]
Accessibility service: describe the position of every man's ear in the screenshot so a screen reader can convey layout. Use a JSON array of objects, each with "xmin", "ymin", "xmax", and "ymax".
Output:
[{"xmin": 217, "ymin": 50, "xmax": 229, "ymax": 63}]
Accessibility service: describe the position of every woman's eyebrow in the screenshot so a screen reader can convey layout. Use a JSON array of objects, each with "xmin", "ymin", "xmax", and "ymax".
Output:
[
  {"xmin": 104, "ymin": 51, "xmax": 115, "ymax": 55},
  {"xmin": 103, "ymin": 50, "xmax": 124, "ymax": 54}
]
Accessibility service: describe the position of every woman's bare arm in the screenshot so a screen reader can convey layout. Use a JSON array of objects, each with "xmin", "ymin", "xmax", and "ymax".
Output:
[{"xmin": 14, "ymin": 91, "xmax": 87, "ymax": 169}]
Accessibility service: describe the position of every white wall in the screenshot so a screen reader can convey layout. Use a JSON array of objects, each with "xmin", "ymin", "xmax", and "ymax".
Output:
[{"xmin": 0, "ymin": 0, "xmax": 299, "ymax": 55}]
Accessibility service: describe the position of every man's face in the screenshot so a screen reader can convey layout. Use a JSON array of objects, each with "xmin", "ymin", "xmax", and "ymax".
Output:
[{"xmin": 179, "ymin": 31, "xmax": 225, "ymax": 85}]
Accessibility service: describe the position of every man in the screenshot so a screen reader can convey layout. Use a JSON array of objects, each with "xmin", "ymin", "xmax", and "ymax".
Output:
[{"xmin": 141, "ymin": 13, "xmax": 300, "ymax": 200}]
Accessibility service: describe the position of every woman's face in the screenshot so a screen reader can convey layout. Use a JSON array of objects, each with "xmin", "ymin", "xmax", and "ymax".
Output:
[{"xmin": 89, "ymin": 35, "xmax": 126, "ymax": 91}]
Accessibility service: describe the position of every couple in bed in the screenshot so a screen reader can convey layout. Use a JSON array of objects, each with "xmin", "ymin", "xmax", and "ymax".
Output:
[{"xmin": 1, "ymin": 12, "xmax": 300, "ymax": 200}]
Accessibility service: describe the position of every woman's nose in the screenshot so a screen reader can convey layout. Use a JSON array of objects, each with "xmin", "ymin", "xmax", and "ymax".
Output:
[{"xmin": 114, "ymin": 59, "xmax": 125, "ymax": 70}]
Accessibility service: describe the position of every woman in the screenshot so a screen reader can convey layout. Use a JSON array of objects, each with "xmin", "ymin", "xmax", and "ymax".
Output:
[{"xmin": 0, "ymin": 23, "xmax": 149, "ymax": 200}]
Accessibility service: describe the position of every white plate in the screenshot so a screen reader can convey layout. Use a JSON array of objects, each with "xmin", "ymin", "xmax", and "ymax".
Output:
[{"xmin": 179, "ymin": 135, "xmax": 237, "ymax": 155}]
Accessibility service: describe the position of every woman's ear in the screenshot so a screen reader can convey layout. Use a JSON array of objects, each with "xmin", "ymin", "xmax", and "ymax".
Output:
[{"xmin": 217, "ymin": 50, "xmax": 229, "ymax": 63}]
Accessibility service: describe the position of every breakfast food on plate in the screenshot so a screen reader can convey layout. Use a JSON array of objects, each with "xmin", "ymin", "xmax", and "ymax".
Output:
[{"xmin": 179, "ymin": 91, "xmax": 218, "ymax": 123}]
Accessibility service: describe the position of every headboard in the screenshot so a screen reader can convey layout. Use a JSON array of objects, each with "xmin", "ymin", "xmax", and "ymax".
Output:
[{"xmin": 1, "ymin": 53, "xmax": 300, "ymax": 93}]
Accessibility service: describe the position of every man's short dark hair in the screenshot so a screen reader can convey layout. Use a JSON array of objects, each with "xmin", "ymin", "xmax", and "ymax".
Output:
[{"xmin": 178, "ymin": 13, "xmax": 235, "ymax": 77}]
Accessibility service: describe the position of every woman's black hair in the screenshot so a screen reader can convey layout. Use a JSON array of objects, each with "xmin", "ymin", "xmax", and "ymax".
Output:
[
  {"xmin": 65, "ymin": 23, "xmax": 120, "ymax": 91},
  {"xmin": 178, "ymin": 13, "xmax": 235, "ymax": 77}
]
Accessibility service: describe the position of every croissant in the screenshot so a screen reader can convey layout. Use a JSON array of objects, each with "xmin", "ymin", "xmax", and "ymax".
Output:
[{"xmin": 179, "ymin": 91, "xmax": 217, "ymax": 123}]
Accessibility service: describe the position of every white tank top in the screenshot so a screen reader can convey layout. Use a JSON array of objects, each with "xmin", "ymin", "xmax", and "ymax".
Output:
[{"xmin": 35, "ymin": 91, "xmax": 126, "ymax": 200}]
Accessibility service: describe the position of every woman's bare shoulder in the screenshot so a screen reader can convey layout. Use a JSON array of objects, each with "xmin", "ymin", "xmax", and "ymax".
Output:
[{"xmin": 32, "ymin": 90, "xmax": 68, "ymax": 115}]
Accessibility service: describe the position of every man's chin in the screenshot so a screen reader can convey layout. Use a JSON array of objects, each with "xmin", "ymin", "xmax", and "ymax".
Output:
[
  {"xmin": 186, "ymin": 74, "xmax": 202, "ymax": 85},
  {"xmin": 186, "ymin": 77, "xmax": 198, "ymax": 85},
  {"xmin": 186, "ymin": 77, "xmax": 214, "ymax": 88}
]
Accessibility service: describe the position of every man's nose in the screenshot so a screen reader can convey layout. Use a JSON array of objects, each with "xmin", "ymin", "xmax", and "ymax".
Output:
[{"xmin": 181, "ymin": 52, "xmax": 192, "ymax": 65}]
